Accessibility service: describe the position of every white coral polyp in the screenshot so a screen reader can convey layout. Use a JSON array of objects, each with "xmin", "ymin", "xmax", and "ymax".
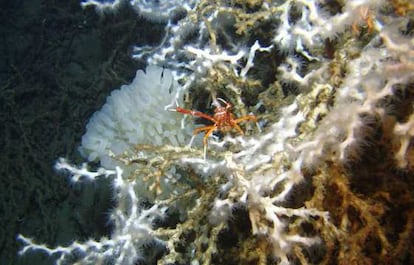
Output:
[{"xmin": 79, "ymin": 65, "xmax": 189, "ymax": 167}]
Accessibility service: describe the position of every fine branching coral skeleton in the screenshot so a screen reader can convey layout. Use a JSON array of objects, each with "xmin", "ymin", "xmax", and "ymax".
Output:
[{"xmin": 16, "ymin": 0, "xmax": 414, "ymax": 265}]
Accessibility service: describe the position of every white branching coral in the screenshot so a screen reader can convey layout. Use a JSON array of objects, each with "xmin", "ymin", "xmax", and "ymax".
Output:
[
  {"xmin": 18, "ymin": 0, "xmax": 414, "ymax": 265},
  {"xmin": 394, "ymin": 113, "xmax": 414, "ymax": 168},
  {"xmin": 81, "ymin": 0, "xmax": 200, "ymax": 21},
  {"xmin": 18, "ymin": 159, "xmax": 168, "ymax": 265}
]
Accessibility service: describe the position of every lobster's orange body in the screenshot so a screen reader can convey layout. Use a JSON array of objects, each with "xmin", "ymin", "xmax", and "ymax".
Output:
[{"xmin": 176, "ymin": 98, "xmax": 257, "ymax": 147}]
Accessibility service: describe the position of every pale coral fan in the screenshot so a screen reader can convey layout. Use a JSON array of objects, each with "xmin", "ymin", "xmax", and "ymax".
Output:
[{"xmin": 79, "ymin": 66, "xmax": 191, "ymax": 168}]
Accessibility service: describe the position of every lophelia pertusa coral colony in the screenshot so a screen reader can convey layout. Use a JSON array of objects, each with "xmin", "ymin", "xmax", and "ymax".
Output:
[{"xmin": 19, "ymin": 0, "xmax": 414, "ymax": 264}]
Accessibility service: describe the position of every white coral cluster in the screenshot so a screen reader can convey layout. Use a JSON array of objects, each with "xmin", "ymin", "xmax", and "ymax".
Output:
[
  {"xmin": 292, "ymin": 20, "xmax": 414, "ymax": 167},
  {"xmin": 18, "ymin": 0, "xmax": 414, "ymax": 265},
  {"xmin": 79, "ymin": 65, "xmax": 191, "ymax": 168},
  {"xmin": 19, "ymin": 161, "xmax": 168, "ymax": 265}
]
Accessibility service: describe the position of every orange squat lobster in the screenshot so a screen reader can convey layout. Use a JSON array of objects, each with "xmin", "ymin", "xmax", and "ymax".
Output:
[{"xmin": 176, "ymin": 98, "xmax": 257, "ymax": 150}]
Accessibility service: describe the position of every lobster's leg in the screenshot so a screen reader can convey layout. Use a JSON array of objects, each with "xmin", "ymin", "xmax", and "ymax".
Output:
[
  {"xmin": 234, "ymin": 115, "xmax": 257, "ymax": 124},
  {"xmin": 233, "ymin": 115, "xmax": 259, "ymax": 134},
  {"xmin": 176, "ymin": 107, "xmax": 217, "ymax": 123},
  {"xmin": 231, "ymin": 122, "xmax": 244, "ymax": 135},
  {"xmin": 193, "ymin": 125, "xmax": 216, "ymax": 146},
  {"xmin": 190, "ymin": 125, "xmax": 217, "ymax": 159},
  {"xmin": 203, "ymin": 126, "xmax": 217, "ymax": 160}
]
